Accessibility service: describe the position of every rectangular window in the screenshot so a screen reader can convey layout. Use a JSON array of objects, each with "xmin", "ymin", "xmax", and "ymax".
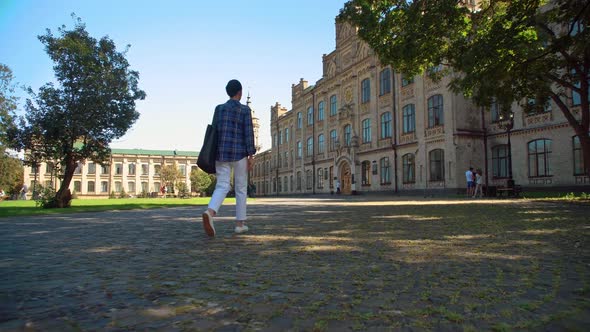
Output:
[
  {"xmin": 492, "ymin": 145, "xmax": 509, "ymax": 178},
  {"xmin": 344, "ymin": 125, "xmax": 352, "ymax": 146},
  {"xmin": 380, "ymin": 158, "xmax": 391, "ymax": 184},
  {"xmin": 362, "ymin": 161, "xmax": 371, "ymax": 185},
  {"xmin": 429, "ymin": 149, "xmax": 444, "ymax": 181},
  {"xmin": 128, "ymin": 163, "xmax": 136, "ymax": 175},
  {"xmin": 127, "ymin": 182, "xmax": 136, "ymax": 193},
  {"xmin": 307, "ymin": 106, "xmax": 314, "ymax": 125},
  {"xmin": 101, "ymin": 181, "xmax": 108, "ymax": 193},
  {"xmin": 402, "ymin": 104, "xmax": 416, "ymax": 133},
  {"xmin": 115, "ymin": 181, "xmax": 122, "ymax": 192},
  {"xmin": 330, "ymin": 130, "xmax": 337, "ymax": 151},
  {"xmin": 74, "ymin": 181, "xmax": 81, "ymax": 192},
  {"xmin": 306, "ymin": 137, "xmax": 313, "ymax": 157},
  {"xmin": 381, "ymin": 112, "xmax": 392, "ymax": 139},
  {"xmin": 87, "ymin": 162, "xmax": 96, "ymax": 175},
  {"xmin": 573, "ymin": 136, "xmax": 584, "ymax": 175},
  {"xmin": 178, "ymin": 164, "xmax": 186, "ymax": 176},
  {"xmin": 141, "ymin": 164, "xmax": 149, "ymax": 175},
  {"xmin": 362, "ymin": 119, "xmax": 371, "ymax": 143},
  {"xmin": 45, "ymin": 162, "xmax": 54, "ymax": 174},
  {"xmin": 297, "ymin": 112, "xmax": 302, "ymax": 129},
  {"xmin": 402, "ymin": 154, "xmax": 415, "ymax": 183},
  {"xmin": 87, "ymin": 181, "xmax": 95, "ymax": 193},
  {"xmin": 278, "ymin": 130, "xmax": 283, "ymax": 145},
  {"xmin": 306, "ymin": 170, "xmax": 313, "ymax": 190},
  {"xmin": 285, "ymin": 128, "xmax": 289, "ymax": 143},
  {"xmin": 528, "ymin": 139, "xmax": 552, "ymax": 177},
  {"xmin": 297, "ymin": 141, "xmax": 302, "ymax": 158},
  {"xmin": 330, "ymin": 95, "xmax": 337, "ymax": 116},
  {"xmin": 317, "ymin": 168, "xmax": 324, "ymax": 188},
  {"xmin": 101, "ymin": 165, "xmax": 109, "ymax": 175},
  {"xmin": 379, "ymin": 68, "xmax": 391, "ymax": 95},
  {"xmin": 318, "ymin": 134, "xmax": 325, "ymax": 153},
  {"xmin": 318, "ymin": 101, "xmax": 325, "ymax": 121},
  {"xmin": 361, "ymin": 78, "xmax": 371, "ymax": 103},
  {"xmin": 154, "ymin": 164, "xmax": 161, "ymax": 175},
  {"xmin": 490, "ymin": 99, "xmax": 501, "ymax": 122},
  {"xmin": 115, "ymin": 163, "xmax": 123, "ymax": 175},
  {"xmin": 427, "ymin": 95, "xmax": 444, "ymax": 127},
  {"xmin": 74, "ymin": 164, "xmax": 82, "ymax": 174}
]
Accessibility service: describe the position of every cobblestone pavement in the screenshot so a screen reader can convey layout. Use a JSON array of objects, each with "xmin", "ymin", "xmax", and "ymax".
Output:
[{"xmin": 1, "ymin": 197, "xmax": 589, "ymax": 331}]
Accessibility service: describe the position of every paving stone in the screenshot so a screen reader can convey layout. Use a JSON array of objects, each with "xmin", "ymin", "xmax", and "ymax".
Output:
[{"xmin": 0, "ymin": 198, "xmax": 588, "ymax": 331}]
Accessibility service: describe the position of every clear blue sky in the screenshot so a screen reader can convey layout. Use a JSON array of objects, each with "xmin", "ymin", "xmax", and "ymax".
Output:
[{"xmin": 0, "ymin": 0, "xmax": 347, "ymax": 152}]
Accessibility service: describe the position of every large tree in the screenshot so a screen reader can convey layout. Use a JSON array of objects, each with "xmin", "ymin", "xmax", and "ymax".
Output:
[
  {"xmin": 0, "ymin": 64, "xmax": 17, "ymax": 151},
  {"xmin": 9, "ymin": 17, "xmax": 146, "ymax": 208},
  {"xmin": 339, "ymin": 0, "xmax": 590, "ymax": 176}
]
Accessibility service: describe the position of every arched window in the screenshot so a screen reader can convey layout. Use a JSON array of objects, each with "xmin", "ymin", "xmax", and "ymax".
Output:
[
  {"xmin": 381, "ymin": 112, "xmax": 392, "ymax": 138},
  {"xmin": 528, "ymin": 139, "xmax": 552, "ymax": 177},
  {"xmin": 296, "ymin": 171, "xmax": 302, "ymax": 190},
  {"xmin": 306, "ymin": 170, "xmax": 313, "ymax": 190},
  {"xmin": 402, "ymin": 104, "xmax": 416, "ymax": 133},
  {"xmin": 492, "ymin": 145, "xmax": 509, "ymax": 178},
  {"xmin": 429, "ymin": 149, "xmax": 444, "ymax": 181},
  {"xmin": 427, "ymin": 95, "xmax": 444, "ymax": 127},
  {"xmin": 402, "ymin": 153, "xmax": 415, "ymax": 183},
  {"xmin": 307, "ymin": 106, "xmax": 314, "ymax": 125},
  {"xmin": 306, "ymin": 137, "xmax": 313, "ymax": 157},
  {"xmin": 297, "ymin": 112, "xmax": 302, "ymax": 128},
  {"xmin": 297, "ymin": 141, "xmax": 302, "ymax": 158}
]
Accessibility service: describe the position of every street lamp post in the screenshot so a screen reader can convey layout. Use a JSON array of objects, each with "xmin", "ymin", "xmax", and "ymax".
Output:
[{"xmin": 499, "ymin": 112, "xmax": 515, "ymax": 180}]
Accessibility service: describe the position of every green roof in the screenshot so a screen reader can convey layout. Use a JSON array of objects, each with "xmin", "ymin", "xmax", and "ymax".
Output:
[{"xmin": 110, "ymin": 148, "xmax": 199, "ymax": 157}]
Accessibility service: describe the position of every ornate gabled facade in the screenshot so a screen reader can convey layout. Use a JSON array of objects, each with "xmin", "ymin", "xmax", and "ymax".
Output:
[{"xmin": 251, "ymin": 19, "xmax": 589, "ymax": 196}]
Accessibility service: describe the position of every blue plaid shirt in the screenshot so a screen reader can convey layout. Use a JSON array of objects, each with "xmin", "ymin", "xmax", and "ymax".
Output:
[{"xmin": 215, "ymin": 99, "xmax": 256, "ymax": 162}]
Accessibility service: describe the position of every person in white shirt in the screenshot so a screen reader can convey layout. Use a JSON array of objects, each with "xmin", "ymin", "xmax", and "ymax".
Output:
[{"xmin": 465, "ymin": 167, "xmax": 475, "ymax": 197}]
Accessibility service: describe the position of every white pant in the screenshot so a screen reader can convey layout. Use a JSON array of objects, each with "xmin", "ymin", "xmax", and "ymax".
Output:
[{"xmin": 208, "ymin": 157, "xmax": 248, "ymax": 221}]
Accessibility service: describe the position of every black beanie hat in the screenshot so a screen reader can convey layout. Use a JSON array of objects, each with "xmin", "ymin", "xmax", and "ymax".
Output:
[{"xmin": 226, "ymin": 79, "xmax": 242, "ymax": 97}]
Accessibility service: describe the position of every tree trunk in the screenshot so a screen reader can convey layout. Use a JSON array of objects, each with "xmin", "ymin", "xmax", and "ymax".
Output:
[{"xmin": 54, "ymin": 160, "xmax": 76, "ymax": 208}]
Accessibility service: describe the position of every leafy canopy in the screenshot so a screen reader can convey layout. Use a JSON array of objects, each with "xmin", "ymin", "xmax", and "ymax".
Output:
[{"xmin": 8, "ymin": 16, "xmax": 146, "ymax": 207}]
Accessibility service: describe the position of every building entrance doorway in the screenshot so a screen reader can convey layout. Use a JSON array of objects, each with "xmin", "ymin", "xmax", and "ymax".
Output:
[{"xmin": 340, "ymin": 162, "xmax": 352, "ymax": 195}]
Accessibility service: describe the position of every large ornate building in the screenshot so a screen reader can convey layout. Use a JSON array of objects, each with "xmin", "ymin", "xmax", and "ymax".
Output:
[{"xmin": 250, "ymin": 20, "xmax": 589, "ymax": 196}]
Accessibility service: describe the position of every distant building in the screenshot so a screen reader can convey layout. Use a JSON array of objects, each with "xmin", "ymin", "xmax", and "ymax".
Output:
[
  {"xmin": 24, "ymin": 149, "xmax": 199, "ymax": 198},
  {"xmin": 251, "ymin": 18, "xmax": 589, "ymax": 196}
]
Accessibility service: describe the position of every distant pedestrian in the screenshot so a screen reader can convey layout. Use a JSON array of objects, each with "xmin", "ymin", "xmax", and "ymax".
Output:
[
  {"xmin": 465, "ymin": 167, "xmax": 475, "ymax": 197},
  {"xmin": 473, "ymin": 169, "xmax": 484, "ymax": 198},
  {"xmin": 19, "ymin": 185, "xmax": 28, "ymax": 200},
  {"xmin": 335, "ymin": 178, "xmax": 341, "ymax": 194},
  {"xmin": 201, "ymin": 79, "xmax": 256, "ymax": 237}
]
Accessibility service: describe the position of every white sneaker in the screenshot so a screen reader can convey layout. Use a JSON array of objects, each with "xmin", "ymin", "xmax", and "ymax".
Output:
[
  {"xmin": 202, "ymin": 210, "xmax": 215, "ymax": 237},
  {"xmin": 234, "ymin": 225, "xmax": 249, "ymax": 234}
]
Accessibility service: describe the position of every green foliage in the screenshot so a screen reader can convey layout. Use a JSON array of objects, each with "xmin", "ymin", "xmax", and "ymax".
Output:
[
  {"xmin": 160, "ymin": 164, "xmax": 182, "ymax": 191},
  {"xmin": 205, "ymin": 177, "xmax": 217, "ymax": 197},
  {"xmin": 0, "ymin": 64, "xmax": 18, "ymax": 151},
  {"xmin": 119, "ymin": 189, "xmax": 127, "ymax": 199},
  {"xmin": 34, "ymin": 184, "xmax": 57, "ymax": 209},
  {"xmin": 190, "ymin": 168, "xmax": 213, "ymax": 193},
  {"xmin": 109, "ymin": 190, "xmax": 117, "ymax": 199},
  {"xmin": 7, "ymin": 15, "xmax": 146, "ymax": 208},
  {"xmin": 339, "ymin": 0, "xmax": 590, "ymax": 175},
  {"xmin": 0, "ymin": 153, "xmax": 23, "ymax": 196},
  {"xmin": 176, "ymin": 182, "xmax": 190, "ymax": 198}
]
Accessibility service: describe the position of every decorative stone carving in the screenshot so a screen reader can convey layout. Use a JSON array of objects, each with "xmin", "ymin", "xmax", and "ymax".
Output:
[
  {"xmin": 425, "ymin": 126, "xmax": 444, "ymax": 138},
  {"xmin": 525, "ymin": 112, "xmax": 553, "ymax": 126},
  {"xmin": 401, "ymin": 87, "xmax": 414, "ymax": 101},
  {"xmin": 399, "ymin": 132, "xmax": 417, "ymax": 144}
]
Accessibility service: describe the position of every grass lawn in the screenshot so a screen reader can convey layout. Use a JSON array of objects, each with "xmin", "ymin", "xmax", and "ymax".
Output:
[{"xmin": 0, "ymin": 197, "xmax": 238, "ymax": 218}]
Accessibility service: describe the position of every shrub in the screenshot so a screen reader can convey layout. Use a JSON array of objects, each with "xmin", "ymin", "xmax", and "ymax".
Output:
[
  {"xmin": 119, "ymin": 189, "xmax": 127, "ymax": 199},
  {"xmin": 109, "ymin": 190, "xmax": 117, "ymax": 199}
]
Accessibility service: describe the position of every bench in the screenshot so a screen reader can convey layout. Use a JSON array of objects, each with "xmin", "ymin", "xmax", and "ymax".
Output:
[{"xmin": 496, "ymin": 180, "xmax": 522, "ymax": 197}]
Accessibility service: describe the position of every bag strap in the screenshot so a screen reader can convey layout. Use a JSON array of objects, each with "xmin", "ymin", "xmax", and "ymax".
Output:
[{"xmin": 212, "ymin": 105, "xmax": 222, "ymax": 126}]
